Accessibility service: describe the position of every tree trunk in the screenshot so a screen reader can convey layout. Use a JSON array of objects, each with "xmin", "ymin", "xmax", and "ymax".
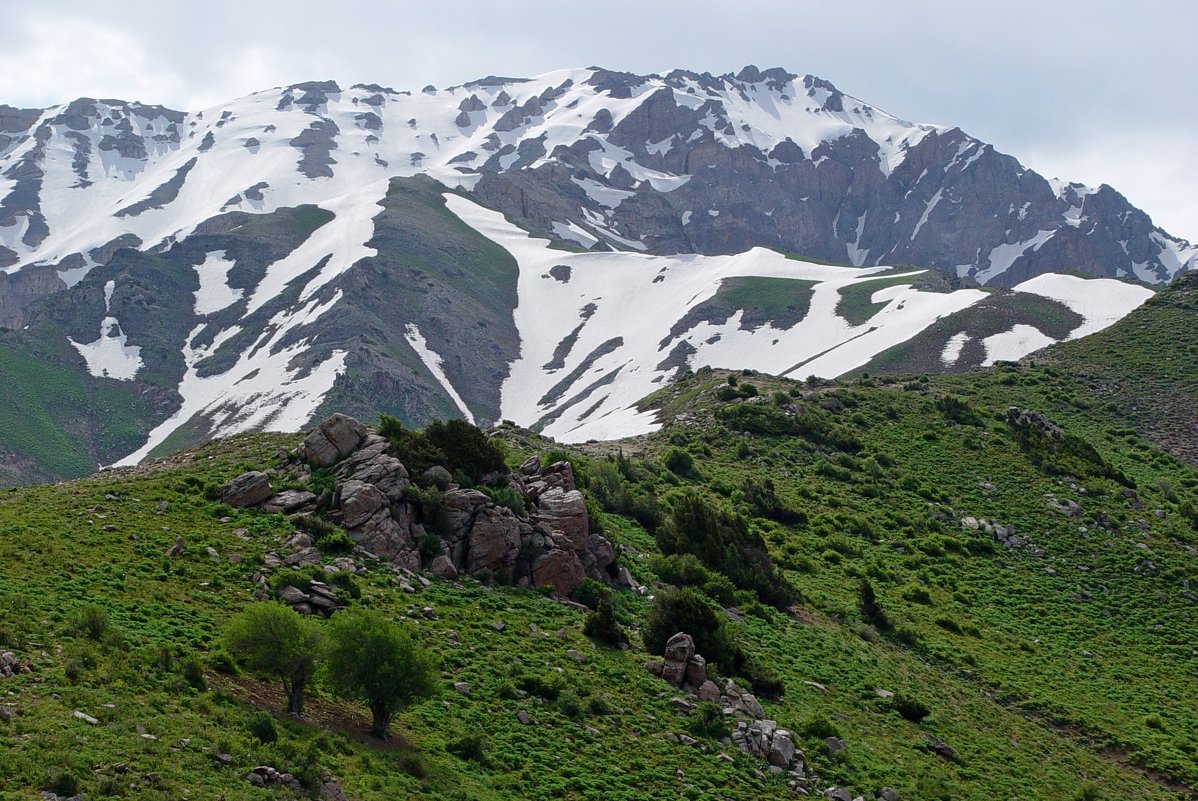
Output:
[
  {"xmin": 286, "ymin": 676, "xmax": 306, "ymax": 717},
  {"xmin": 369, "ymin": 702, "xmax": 392, "ymax": 739}
]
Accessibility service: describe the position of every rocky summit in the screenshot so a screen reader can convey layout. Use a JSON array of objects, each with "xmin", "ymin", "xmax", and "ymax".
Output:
[{"xmin": 0, "ymin": 67, "xmax": 1190, "ymax": 482}]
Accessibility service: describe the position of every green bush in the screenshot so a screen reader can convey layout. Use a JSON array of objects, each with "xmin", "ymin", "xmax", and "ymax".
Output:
[
  {"xmin": 379, "ymin": 416, "xmax": 507, "ymax": 485},
  {"xmin": 247, "ymin": 711, "xmax": 279, "ymax": 743},
  {"xmin": 664, "ymin": 447, "xmax": 698, "ymax": 478},
  {"xmin": 656, "ymin": 490, "xmax": 794, "ymax": 608},
  {"xmin": 69, "ymin": 603, "xmax": 110, "ymax": 641},
  {"xmin": 583, "ymin": 600, "xmax": 627, "ymax": 647},
  {"xmin": 571, "ymin": 577, "xmax": 610, "ymax": 610},
  {"xmin": 447, "ymin": 732, "xmax": 492, "ymax": 765},
  {"xmin": 316, "ymin": 531, "xmax": 354, "ymax": 554},
  {"xmin": 892, "ymin": 694, "xmax": 931, "ymax": 723},
  {"xmin": 688, "ymin": 702, "xmax": 730, "ymax": 740}
]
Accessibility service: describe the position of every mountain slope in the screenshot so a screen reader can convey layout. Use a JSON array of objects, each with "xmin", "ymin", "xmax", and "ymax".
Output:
[
  {"xmin": 1, "ymin": 350, "xmax": 1196, "ymax": 799},
  {"xmin": 0, "ymin": 67, "xmax": 1186, "ymax": 479}
]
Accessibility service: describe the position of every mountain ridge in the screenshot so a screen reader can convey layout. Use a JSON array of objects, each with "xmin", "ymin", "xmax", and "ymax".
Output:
[{"xmin": 0, "ymin": 66, "xmax": 1188, "ymax": 480}]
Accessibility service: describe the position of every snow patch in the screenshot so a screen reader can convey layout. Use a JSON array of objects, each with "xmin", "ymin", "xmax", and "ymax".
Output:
[
  {"xmin": 193, "ymin": 250, "xmax": 243, "ymax": 315},
  {"xmin": 940, "ymin": 332, "xmax": 970, "ymax": 366},
  {"xmin": 1012, "ymin": 273, "xmax": 1154, "ymax": 339},
  {"xmin": 403, "ymin": 323, "xmax": 475, "ymax": 424},
  {"xmin": 982, "ymin": 324, "xmax": 1055, "ymax": 366},
  {"xmin": 69, "ymin": 280, "xmax": 143, "ymax": 381},
  {"xmin": 551, "ymin": 221, "xmax": 598, "ymax": 249}
]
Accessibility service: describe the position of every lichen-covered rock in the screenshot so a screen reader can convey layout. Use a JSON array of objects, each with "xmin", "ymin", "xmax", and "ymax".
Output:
[
  {"xmin": 662, "ymin": 632, "xmax": 695, "ymax": 686},
  {"xmin": 530, "ymin": 545, "xmax": 585, "ymax": 596},
  {"xmin": 465, "ymin": 506, "xmax": 523, "ymax": 575},
  {"xmin": 301, "ymin": 414, "xmax": 367, "ymax": 466},
  {"xmin": 220, "ymin": 471, "xmax": 272, "ymax": 508}
]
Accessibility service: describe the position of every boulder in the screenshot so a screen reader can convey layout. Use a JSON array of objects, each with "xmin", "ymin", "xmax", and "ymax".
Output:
[
  {"xmin": 465, "ymin": 506, "xmax": 523, "ymax": 574},
  {"xmin": 220, "ymin": 471, "xmax": 272, "ymax": 508},
  {"xmin": 684, "ymin": 653, "xmax": 707, "ymax": 687},
  {"xmin": 339, "ymin": 480, "xmax": 387, "ymax": 528},
  {"xmin": 697, "ymin": 680, "xmax": 721, "ymax": 701},
  {"xmin": 429, "ymin": 555, "xmax": 458, "ymax": 578},
  {"xmin": 768, "ymin": 730, "xmax": 796, "ymax": 767},
  {"xmin": 662, "ymin": 632, "xmax": 695, "ymax": 686},
  {"xmin": 301, "ymin": 414, "xmax": 368, "ymax": 467},
  {"xmin": 261, "ymin": 489, "xmax": 317, "ymax": 514},
  {"xmin": 536, "ymin": 488, "xmax": 589, "ymax": 549},
  {"xmin": 530, "ymin": 546, "xmax": 585, "ymax": 596}
]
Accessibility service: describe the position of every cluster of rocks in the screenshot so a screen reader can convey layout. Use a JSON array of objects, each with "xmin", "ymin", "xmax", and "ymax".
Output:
[
  {"xmin": 649, "ymin": 631, "xmax": 816, "ymax": 785},
  {"xmin": 1044, "ymin": 494, "xmax": 1081, "ymax": 518},
  {"xmin": 0, "ymin": 651, "xmax": 30, "ymax": 679},
  {"xmin": 275, "ymin": 579, "xmax": 343, "ymax": 617},
  {"xmin": 219, "ymin": 414, "xmax": 617, "ymax": 597},
  {"xmin": 733, "ymin": 718, "xmax": 800, "ymax": 772},
  {"xmin": 245, "ymin": 765, "xmax": 305, "ymax": 792},
  {"xmin": 960, "ymin": 516, "xmax": 1032, "ymax": 550},
  {"xmin": 656, "ymin": 632, "xmax": 711, "ymax": 690}
]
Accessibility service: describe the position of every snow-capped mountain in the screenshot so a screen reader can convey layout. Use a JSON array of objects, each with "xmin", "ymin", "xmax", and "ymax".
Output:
[{"xmin": 0, "ymin": 67, "xmax": 1184, "ymax": 480}]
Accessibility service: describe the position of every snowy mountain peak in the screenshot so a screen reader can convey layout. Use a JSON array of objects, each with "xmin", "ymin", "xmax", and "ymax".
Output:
[{"xmin": 0, "ymin": 67, "xmax": 1190, "ymax": 477}]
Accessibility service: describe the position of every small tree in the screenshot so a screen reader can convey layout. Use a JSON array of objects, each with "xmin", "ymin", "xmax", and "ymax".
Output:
[
  {"xmin": 859, "ymin": 578, "xmax": 890, "ymax": 630},
  {"xmin": 223, "ymin": 602, "xmax": 322, "ymax": 716},
  {"xmin": 325, "ymin": 608, "xmax": 439, "ymax": 739}
]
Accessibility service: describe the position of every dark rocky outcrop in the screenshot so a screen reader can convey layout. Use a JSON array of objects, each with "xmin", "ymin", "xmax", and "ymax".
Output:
[{"xmin": 251, "ymin": 414, "xmax": 615, "ymax": 597}]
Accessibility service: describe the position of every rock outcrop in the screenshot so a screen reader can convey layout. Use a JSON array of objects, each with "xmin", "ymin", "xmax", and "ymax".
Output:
[{"xmin": 248, "ymin": 414, "xmax": 615, "ymax": 597}]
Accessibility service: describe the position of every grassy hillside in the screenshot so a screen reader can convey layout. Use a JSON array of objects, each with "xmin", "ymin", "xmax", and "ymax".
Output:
[{"xmin": 1, "ymin": 347, "xmax": 1196, "ymax": 800}]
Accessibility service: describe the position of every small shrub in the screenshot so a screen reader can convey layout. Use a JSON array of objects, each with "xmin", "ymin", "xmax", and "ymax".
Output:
[
  {"xmin": 398, "ymin": 750, "xmax": 429, "ymax": 778},
  {"xmin": 69, "ymin": 604, "xmax": 110, "ymax": 641},
  {"xmin": 247, "ymin": 711, "xmax": 279, "ymax": 743},
  {"xmin": 316, "ymin": 531, "xmax": 354, "ymax": 554},
  {"xmin": 859, "ymin": 579, "xmax": 889, "ymax": 630},
  {"xmin": 42, "ymin": 769, "xmax": 79, "ymax": 797},
  {"xmin": 901, "ymin": 585, "xmax": 932, "ymax": 605},
  {"xmin": 664, "ymin": 448, "xmax": 697, "ymax": 478},
  {"xmin": 447, "ymin": 733, "xmax": 492, "ymax": 765},
  {"xmin": 688, "ymin": 702, "xmax": 729, "ymax": 740},
  {"xmin": 587, "ymin": 696, "xmax": 612, "ymax": 716},
  {"xmin": 515, "ymin": 672, "xmax": 564, "ymax": 701},
  {"xmin": 800, "ymin": 713, "xmax": 839, "ymax": 741},
  {"xmin": 326, "ymin": 571, "xmax": 361, "ymax": 599},
  {"xmin": 583, "ymin": 600, "xmax": 627, "ymax": 647},
  {"xmin": 571, "ymin": 577, "xmax": 610, "ymax": 611},
  {"xmin": 180, "ymin": 658, "xmax": 207, "ymax": 691},
  {"xmin": 558, "ymin": 691, "xmax": 583, "ymax": 719},
  {"xmin": 892, "ymin": 694, "xmax": 930, "ymax": 723}
]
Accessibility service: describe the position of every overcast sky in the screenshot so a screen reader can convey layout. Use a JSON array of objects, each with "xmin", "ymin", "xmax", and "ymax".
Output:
[{"xmin": 1, "ymin": 0, "xmax": 1193, "ymax": 241}]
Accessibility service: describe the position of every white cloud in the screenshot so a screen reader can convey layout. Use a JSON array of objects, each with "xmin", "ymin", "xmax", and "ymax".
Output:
[{"xmin": 0, "ymin": 15, "xmax": 187, "ymax": 108}]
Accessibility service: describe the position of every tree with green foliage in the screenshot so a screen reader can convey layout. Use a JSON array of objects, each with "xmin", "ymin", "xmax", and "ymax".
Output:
[
  {"xmin": 859, "ymin": 578, "xmax": 889, "ymax": 630},
  {"xmin": 378, "ymin": 415, "xmax": 506, "ymax": 485},
  {"xmin": 222, "ymin": 602, "xmax": 323, "ymax": 716},
  {"xmin": 324, "ymin": 608, "xmax": 439, "ymax": 739},
  {"xmin": 657, "ymin": 490, "xmax": 794, "ymax": 608}
]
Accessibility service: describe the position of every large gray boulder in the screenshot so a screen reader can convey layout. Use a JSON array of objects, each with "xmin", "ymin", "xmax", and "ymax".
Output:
[
  {"xmin": 220, "ymin": 471, "xmax": 272, "ymax": 508},
  {"xmin": 301, "ymin": 414, "xmax": 368, "ymax": 467},
  {"xmin": 465, "ymin": 506, "xmax": 523, "ymax": 575}
]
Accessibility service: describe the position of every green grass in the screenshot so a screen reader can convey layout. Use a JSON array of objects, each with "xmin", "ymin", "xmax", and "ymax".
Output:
[
  {"xmin": 835, "ymin": 268, "xmax": 958, "ymax": 327},
  {"xmin": 1, "ymin": 273, "xmax": 1197, "ymax": 799},
  {"xmin": 710, "ymin": 276, "xmax": 816, "ymax": 330}
]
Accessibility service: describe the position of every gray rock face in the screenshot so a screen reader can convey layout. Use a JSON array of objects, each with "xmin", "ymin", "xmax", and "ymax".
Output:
[
  {"xmin": 661, "ymin": 632, "xmax": 696, "ymax": 686},
  {"xmin": 301, "ymin": 414, "xmax": 368, "ymax": 466},
  {"xmin": 220, "ymin": 471, "xmax": 272, "ymax": 507},
  {"xmin": 286, "ymin": 415, "xmax": 614, "ymax": 596}
]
